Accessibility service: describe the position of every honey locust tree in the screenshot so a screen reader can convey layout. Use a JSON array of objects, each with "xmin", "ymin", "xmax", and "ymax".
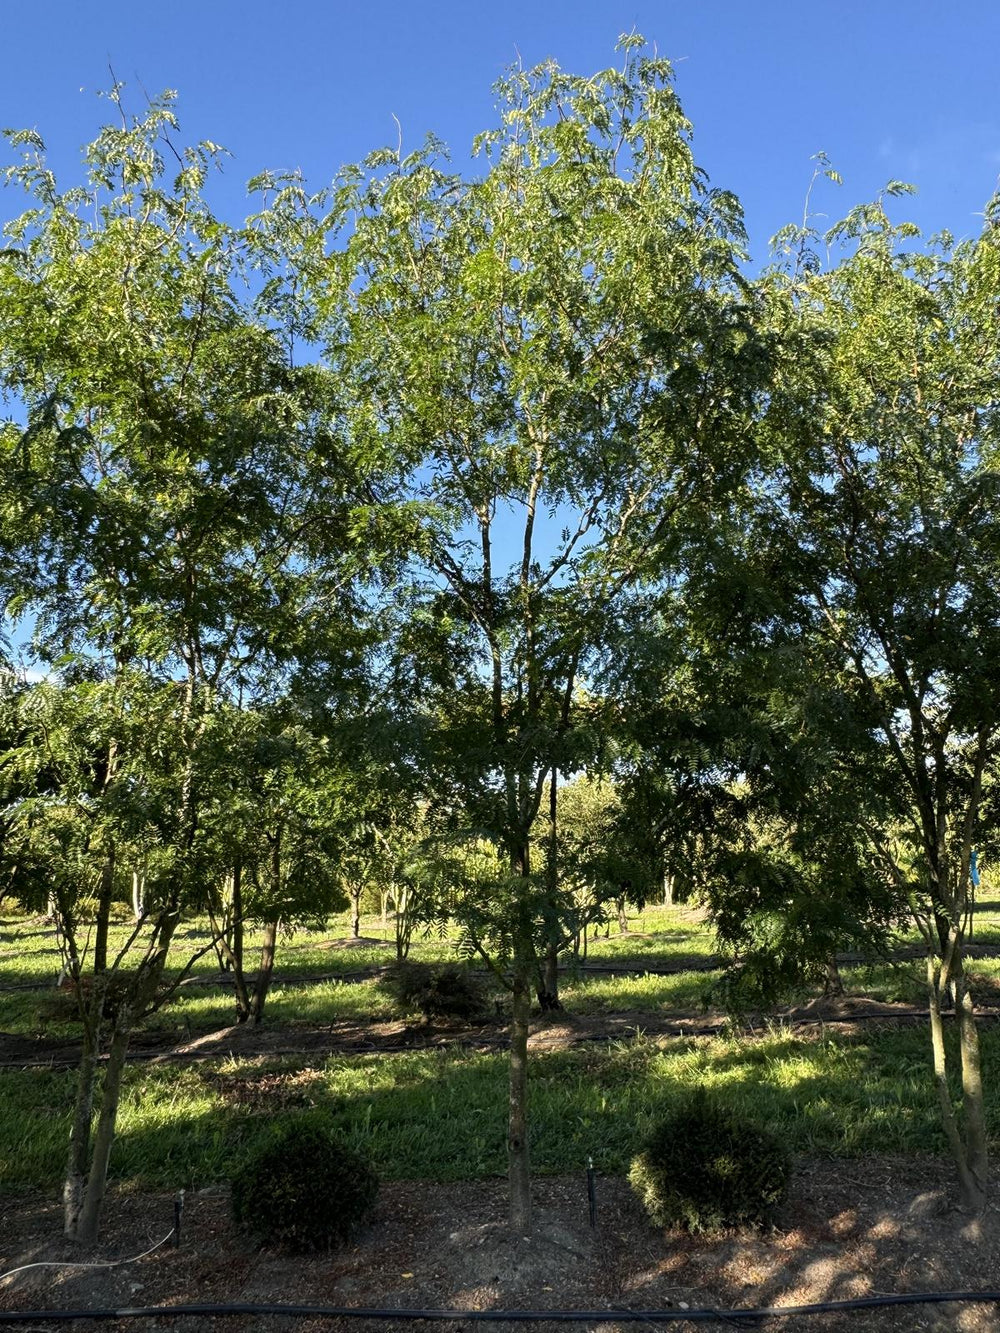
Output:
[
  {"xmin": 325, "ymin": 37, "xmax": 768, "ymax": 1233},
  {"xmin": 0, "ymin": 91, "xmax": 371, "ymax": 1241},
  {"xmin": 200, "ymin": 701, "xmax": 354, "ymax": 1024},
  {"xmin": 756, "ymin": 186, "xmax": 1000, "ymax": 1212}
]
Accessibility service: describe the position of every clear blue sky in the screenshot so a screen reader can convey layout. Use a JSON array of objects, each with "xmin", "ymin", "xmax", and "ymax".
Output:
[{"xmin": 2, "ymin": 1, "xmax": 998, "ymax": 263}]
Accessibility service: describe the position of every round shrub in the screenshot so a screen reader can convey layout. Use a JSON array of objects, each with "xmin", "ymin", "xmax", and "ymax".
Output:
[
  {"xmin": 628, "ymin": 1090, "xmax": 790, "ymax": 1233},
  {"xmin": 385, "ymin": 962, "xmax": 490, "ymax": 1022},
  {"xmin": 231, "ymin": 1116, "xmax": 378, "ymax": 1252}
]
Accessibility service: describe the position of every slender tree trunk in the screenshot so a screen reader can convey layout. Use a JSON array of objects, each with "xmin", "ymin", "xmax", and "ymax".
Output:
[
  {"xmin": 251, "ymin": 917, "xmax": 279, "ymax": 1024},
  {"xmin": 131, "ymin": 871, "xmax": 144, "ymax": 924},
  {"xmin": 63, "ymin": 1023, "xmax": 99, "ymax": 1239},
  {"xmin": 209, "ymin": 865, "xmax": 251, "ymax": 1022},
  {"xmin": 824, "ymin": 956, "xmax": 845, "ymax": 997},
  {"xmin": 231, "ymin": 860, "xmax": 244, "ymax": 969},
  {"xmin": 538, "ymin": 941, "xmax": 561, "ymax": 1012},
  {"xmin": 926, "ymin": 950, "xmax": 981, "ymax": 1209},
  {"xmin": 662, "ymin": 871, "xmax": 674, "ymax": 908},
  {"xmin": 955, "ymin": 958, "xmax": 988, "ymax": 1211},
  {"xmin": 350, "ymin": 886, "xmax": 362, "ymax": 939},
  {"xmin": 394, "ymin": 882, "xmax": 411, "ymax": 962},
  {"xmin": 617, "ymin": 897, "xmax": 628, "ymax": 934},
  {"xmin": 231, "ymin": 861, "xmax": 251, "ymax": 1022},
  {"xmin": 536, "ymin": 773, "xmax": 562, "ymax": 1012},
  {"xmin": 508, "ymin": 971, "xmax": 532, "ymax": 1235},
  {"xmin": 94, "ymin": 847, "xmax": 115, "ymax": 975},
  {"xmin": 75, "ymin": 1018, "xmax": 130, "ymax": 1245},
  {"xmin": 67, "ymin": 905, "xmax": 179, "ymax": 1245}
]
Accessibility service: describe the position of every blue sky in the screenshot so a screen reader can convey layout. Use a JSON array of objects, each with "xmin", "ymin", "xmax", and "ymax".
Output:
[{"xmin": 2, "ymin": 1, "xmax": 998, "ymax": 264}]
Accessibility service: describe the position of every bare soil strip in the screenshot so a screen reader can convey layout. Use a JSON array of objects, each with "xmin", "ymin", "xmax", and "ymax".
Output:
[
  {"xmin": 5, "ymin": 998, "xmax": 1000, "ymax": 1072},
  {"xmin": 4, "ymin": 1159, "xmax": 1000, "ymax": 1332}
]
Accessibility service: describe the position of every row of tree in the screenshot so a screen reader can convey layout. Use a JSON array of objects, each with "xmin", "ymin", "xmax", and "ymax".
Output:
[{"xmin": 2, "ymin": 37, "xmax": 999, "ymax": 1237}]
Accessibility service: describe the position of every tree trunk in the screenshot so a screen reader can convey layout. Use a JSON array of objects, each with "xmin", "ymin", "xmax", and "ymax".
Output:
[
  {"xmin": 662, "ymin": 871, "xmax": 674, "ymax": 908},
  {"xmin": 75, "ymin": 1018, "xmax": 130, "ymax": 1245},
  {"xmin": 94, "ymin": 848, "xmax": 115, "ymax": 975},
  {"xmin": 537, "ymin": 940, "xmax": 562, "ymax": 1012},
  {"xmin": 394, "ymin": 882, "xmax": 412, "ymax": 962},
  {"xmin": 617, "ymin": 898, "xmax": 628, "ymax": 934},
  {"xmin": 508, "ymin": 972, "xmax": 532, "ymax": 1236},
  {"xmin": 63, "ymin": 1023, "xmax": 98, "ymax": 1239},
  {"xmin": 535, "ymin": 772, "xmax": 562, "ymax": 1012},
  {"xmin": 824, "ymin": 956, "xmax": 845, "ymax": 997},
  {"xmin": 231, "ymin": 861, "xmax": 251, "ymax": 1021},
  {"xmin": 350, "ymin": 887, "xmax": 362, "ymax": 939},
  {"xmin": 209, "ymin": 864, "xmax": 252, "ymax": 1022},
  {"xmin": 955, "ymin": 960, "xmax": 988, "ymax": 1211},
  {"xmin": 250, "ymin": 917, "xmax": 279, "ymax": 1024},
  {"xmin": 131, "ymin": 871, "xmax": 145, "ymax": 924},
  {"xmin": 926, "ymin": 948, "xmax": 983, "ymax": 1212}
]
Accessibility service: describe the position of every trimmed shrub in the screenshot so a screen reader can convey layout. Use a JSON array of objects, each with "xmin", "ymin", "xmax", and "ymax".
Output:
[
  {"xmin": 629, "ymin": 1089, "xmax": 790, "ymax": 1233},
  {"xmin": 385, "ymin": 962, "xmax": 491, "ymax": 1022},
  {"xmin": 231, "ymin": 1115, "xmax": 378, "ymax": 1252}
]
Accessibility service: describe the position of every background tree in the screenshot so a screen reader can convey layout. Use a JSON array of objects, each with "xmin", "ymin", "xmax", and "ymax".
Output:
[
  {"xmin": 0, "ymin": 90, "xmax": 376, "ymax": 1241},
  {"xmin": 744, "ymin": 185, "xmax": 1000, "ymax": 1212},
  {"xmin": 321, "ymin": 36, "xmax": 767, "ymax": 1232}
]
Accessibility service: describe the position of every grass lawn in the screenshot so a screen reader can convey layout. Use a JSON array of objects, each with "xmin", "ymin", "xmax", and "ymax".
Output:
[
  {"xmin": 5, "ymin": 899, "xmax": 1000, "ymax": 1038},
  {"xmin": 4, "ymin": 896, "xmax": 1000, "ymax": 1205},
  {"xmin": 1, "ymin": 1024, "xmax": 995, "ymax": 1194}
]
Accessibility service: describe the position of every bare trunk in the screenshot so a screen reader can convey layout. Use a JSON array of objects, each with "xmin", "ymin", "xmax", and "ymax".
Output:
[
  {"xmin": 394, "ymin": 882, "xmax": 412, "ymax": 962},
  {"xmin": 94, "ymin": 847, "xmax": 115, "ymax": 975},
  {"xmin": 535, "ymin": 774, "xmax": 562, "ymax": 1012},
  {"xmin": 350, "ymin": 887, "xmax": 362, "ymax": 939},
  {"xmin": 824, "ymin": 956, "xmax": 845, "ymax": 997},
  {"xmin": 955, "ymin": 962, "xmax": 988, "ymax": 1211},
  {"xmin": 63, "ymin": 1025, "xmax": 98, "ymax": 1239},
  {"xmin": 617, "ymin": 898, "xmax": 628, "ymax": 935},
  {"xmin": 537, "ymin": 941, "xmax": 561, "ymax": 1012},
  {"xmin": 131, "ymin": 871, "xmax": 144, "ymax": 924},
  {"xmin": 662, "ymin": 872, "xmax": 674, "ymax": 908},
  {"xmin": 232, "ymin": 861, "xmax": 244, "ymax": 972},
  {"xmin": 209, "ymin": 864, "xmax": 252, "ymax": 1022},
  {"xmin": 250, "ymin": 917, "xmax": 279, "ymax": 1025},
  {"xmin": 926, "ymin": 950, "xmax": 980, "ymax": 1209},
  {"xmin": 75, "ymin": 1018, "xmax": 130, "ymax": 1245},
  {"xmin": 508, "ymin": 972, "xmax": 532, "ymax": 1236},
  {"xmin": 231, "ymin": 862, "xmax": 251, "ymax": 1022}
]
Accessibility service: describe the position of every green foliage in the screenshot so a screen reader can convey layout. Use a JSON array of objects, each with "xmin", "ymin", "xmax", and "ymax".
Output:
[
  {"xmin": 230, "ymin": 1114, "xmax": 379, "ymax": 1252},
  {"xmin": 385, "ymin": 961, "xmax": 493, "ymax": 1022},
  {"xmin": 629, "ymin": 1089, "xmax": 790, "ymax": 1232}
]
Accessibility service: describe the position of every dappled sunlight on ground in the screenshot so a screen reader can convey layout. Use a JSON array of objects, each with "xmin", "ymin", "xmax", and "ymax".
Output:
[{"xmin": 5, "ymin": 1158, "xmax": 1000, "ymax": 1332}]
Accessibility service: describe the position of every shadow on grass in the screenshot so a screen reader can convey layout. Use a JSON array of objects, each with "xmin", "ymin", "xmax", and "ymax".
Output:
[{"xmin": 8, "ymin": 1024, "xmax": 1000, "ymax": 1205}]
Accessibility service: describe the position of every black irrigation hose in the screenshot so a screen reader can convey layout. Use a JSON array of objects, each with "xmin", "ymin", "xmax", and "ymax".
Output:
[{"xmin": 4, "ymin": 1292, "xmax": 1000, "ymax": 1324}]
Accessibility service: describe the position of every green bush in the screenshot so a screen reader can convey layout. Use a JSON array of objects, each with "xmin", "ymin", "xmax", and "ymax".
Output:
[
  {"xmin": 231, "ymin": 1115, "xmax": 378, "ymax": 1252},
  {"xmin": 385, "ymin": 962, "xmax": 491, "ymax": 1022},
  {"xmin": 628, "ymin": 1089, "xmax": 790, "ymax": 1233}
]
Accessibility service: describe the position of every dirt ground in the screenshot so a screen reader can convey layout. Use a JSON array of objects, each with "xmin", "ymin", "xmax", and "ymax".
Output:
[
  {"xmin": 3, "ymin": 1157, "xmax": 1000, "ymax": 1333},
  {"xmin": 7, "ymin": 994, "xmax": 998, "ymax": 1074}
]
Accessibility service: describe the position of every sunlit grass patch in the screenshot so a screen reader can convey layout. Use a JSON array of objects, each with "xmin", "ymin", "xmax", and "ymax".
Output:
[
  {"xmin": 4, "ymin": 1024, "xmax": 997, "ymax": 1194},
  {"xmin": 560, "ymin": 968, "xmax": 720, "ymax": 1014}
]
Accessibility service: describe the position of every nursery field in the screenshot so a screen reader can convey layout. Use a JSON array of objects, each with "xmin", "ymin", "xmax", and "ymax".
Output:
[
  {"xmin": 6, "ymin": 900, "xmax": 1000, "ymax": 1192},
  {"xmin": 5, "ymin": 902, "xmax": 1000, "ymax": 1332}
]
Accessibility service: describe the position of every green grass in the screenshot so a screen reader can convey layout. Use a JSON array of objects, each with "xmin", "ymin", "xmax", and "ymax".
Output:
[
  {"xmin": 2, "ymin": 1024, "xmax": 995, "ymax": 1195},
  {"xmin": 6, "ymin": 897, "xmax": 1000, "ymax": 1203},
  {"xmin": 8, "ymin": 898, "xmax": 1000, "ymax": 1039},
  {"xmin": 560, "ymin": 968, "xmax": 722, "ymax": 1014}
]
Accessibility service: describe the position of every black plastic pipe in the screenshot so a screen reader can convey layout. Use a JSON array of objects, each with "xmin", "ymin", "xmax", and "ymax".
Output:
[{"xmin": 3, "ymin": 1291, "xmax": 1000, "ymax": 1325}]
